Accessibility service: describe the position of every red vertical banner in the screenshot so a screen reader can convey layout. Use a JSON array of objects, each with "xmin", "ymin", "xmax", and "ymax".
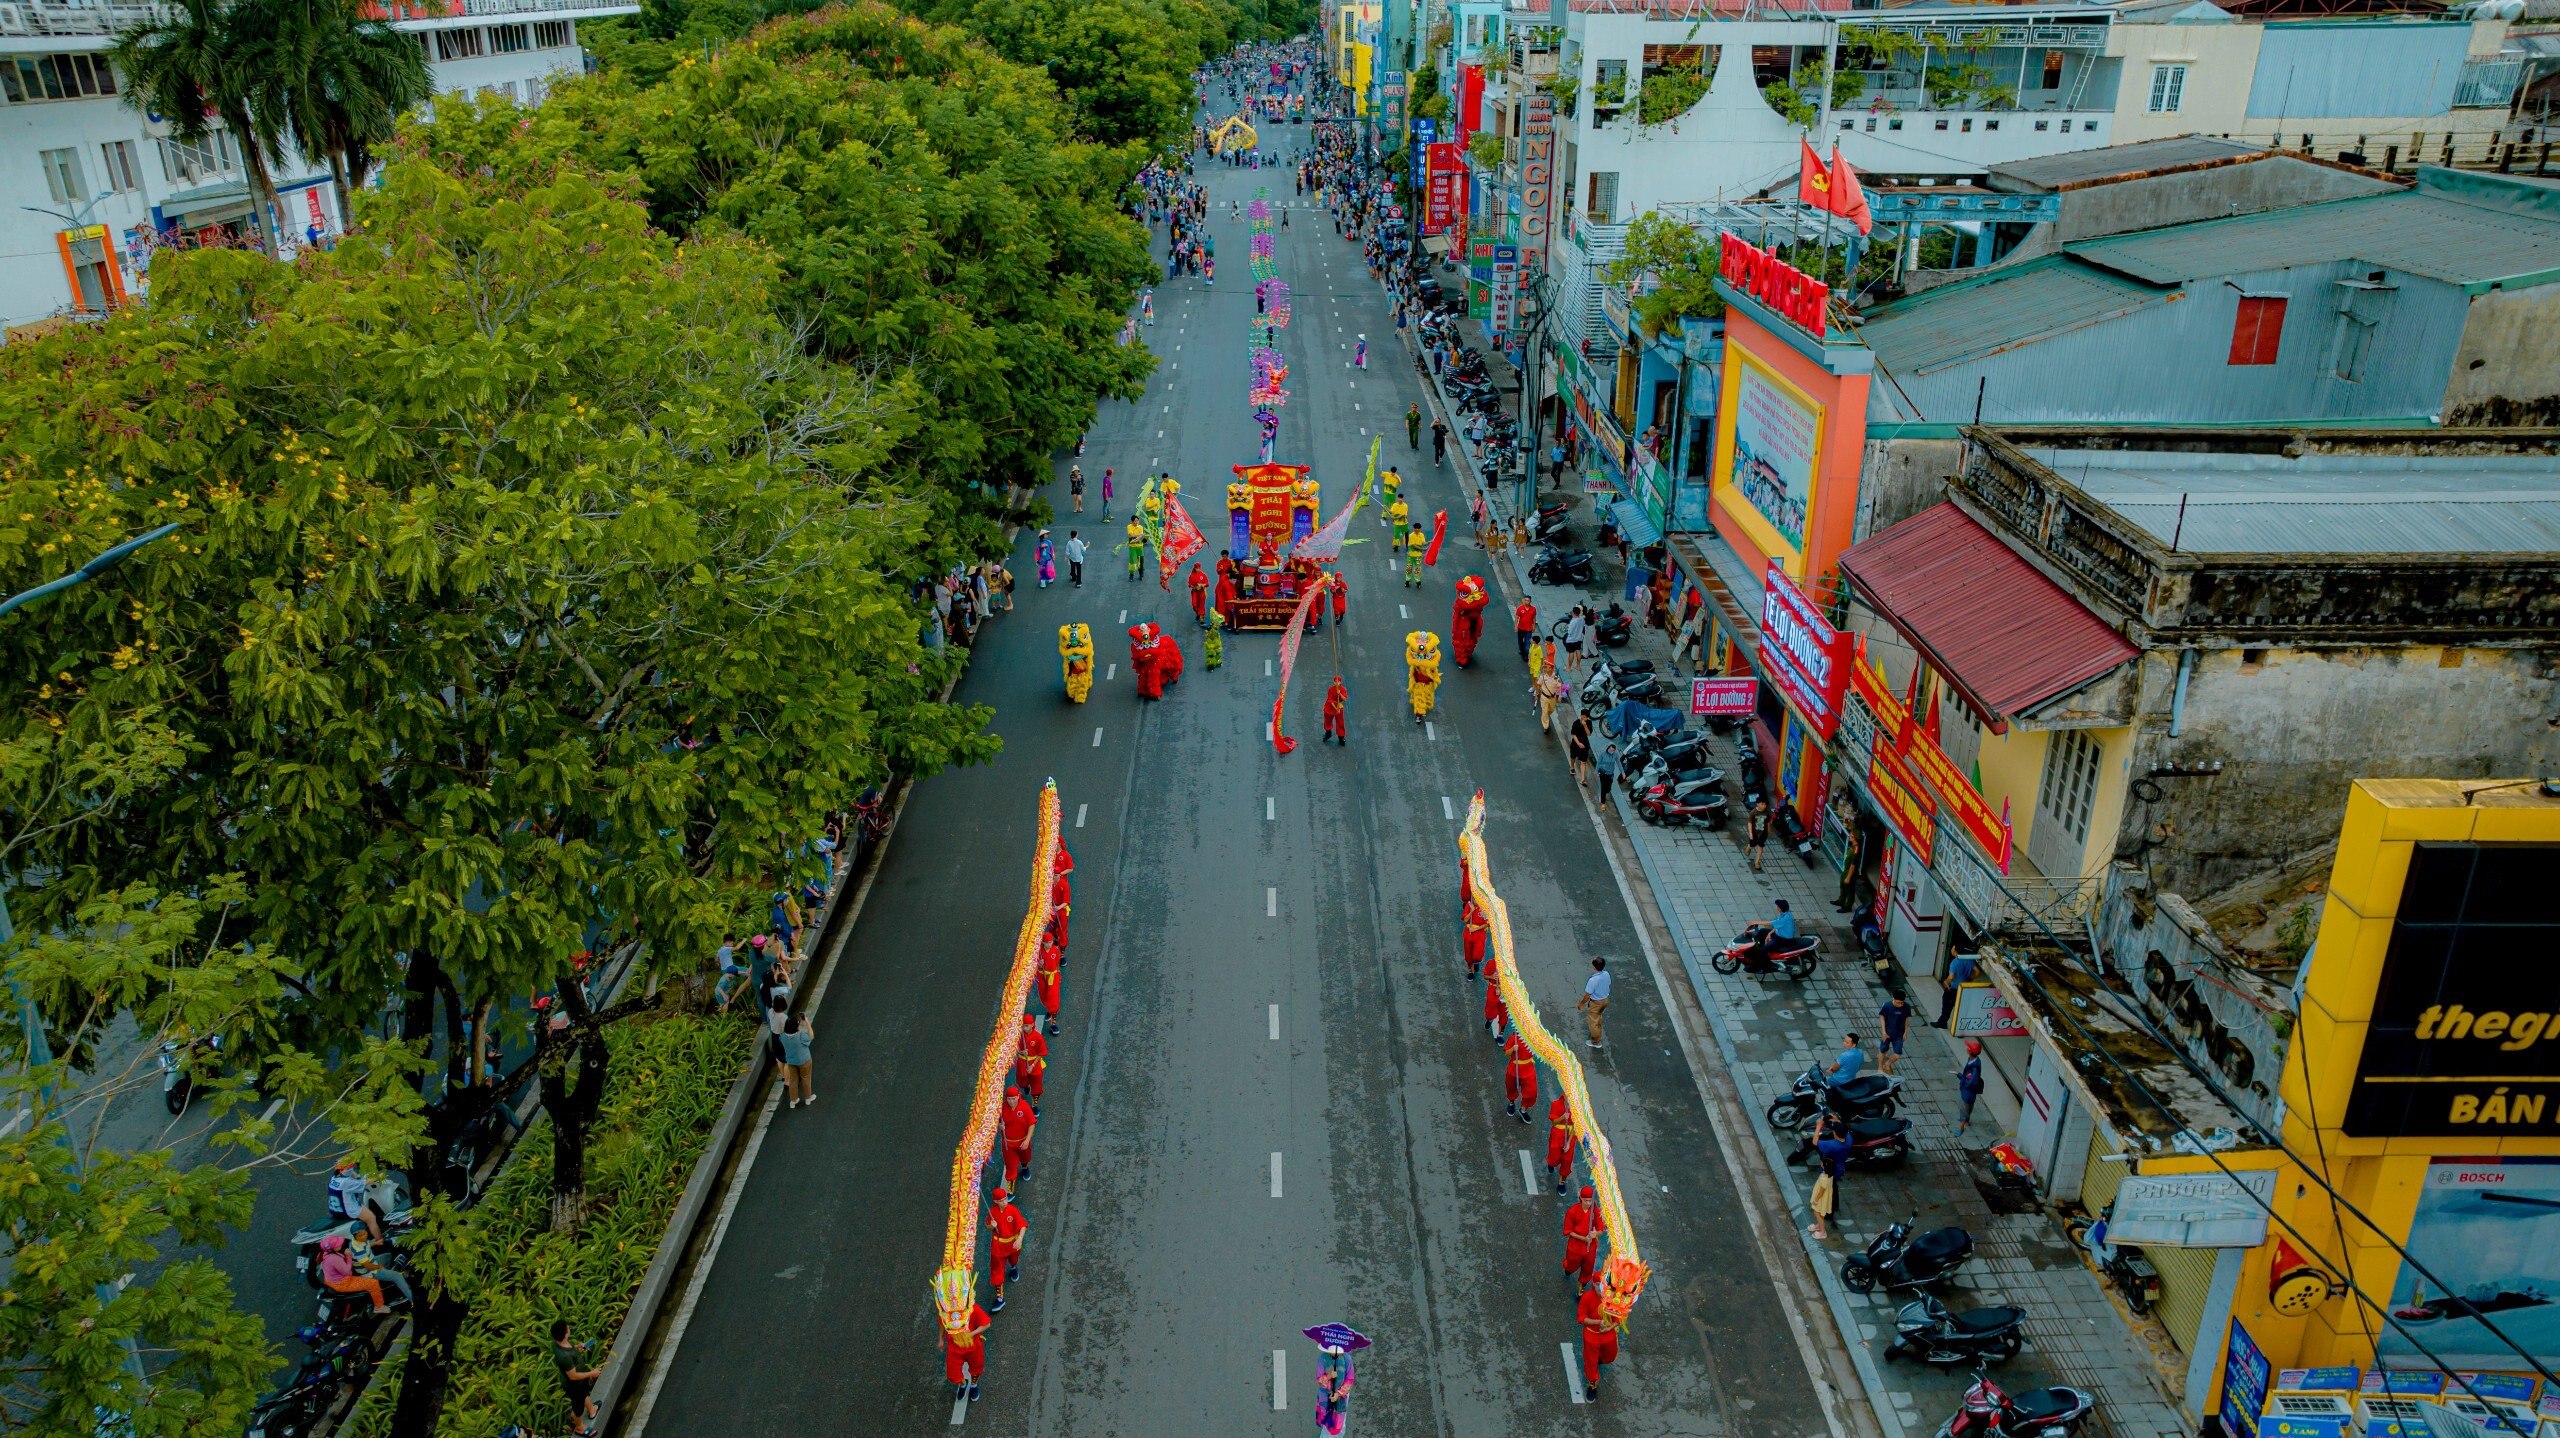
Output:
[
  {"xmin": 1424, "ymin": 143, "xmax": 1465, "ymax": 234},
  {"xmin": 1458, "ymin": 65, "xmax": 1485, "ymax": 142}
]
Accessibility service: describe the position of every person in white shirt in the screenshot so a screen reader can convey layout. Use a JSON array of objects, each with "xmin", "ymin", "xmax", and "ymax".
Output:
[
  {"xmin": 1064, "ymin": 531, "xmax": 1089, "ymax": 587},
  {"xmin": 1578, "ymin": 957, "xmax": 1612, "ymax": 1046}
]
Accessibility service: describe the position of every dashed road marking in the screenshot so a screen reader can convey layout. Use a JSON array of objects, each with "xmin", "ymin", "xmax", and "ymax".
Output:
[
  {"xmin": 1119, "ymin": 609, "xmax": 1127, "ymax": 624},
  {"xmin": 1442, "ymin": 795, "xmax": 1454, "ymax": 820},
  {"xmin": 1091, "ymin": 727, "xmax": 1104, "ymax": 748},
  {"xmin": 1520, "ymin": 1149, "xmax": 1539, "ymax": 1194},
  {"xmin": 951, "ymin": 1391, "xmax": 969, "ymax": 1425},
  {"xmin": 1266, "ymin": 797, "xmax": 1276, "ymax": 821},
  {"xmin": 1106, "ymin": 663, "xmax": 1117, "ymax": 681},
  {"xmin": 1562, "ymin": 1343, "xmax": 1587, "ymax": 1403},
  {"xmin": 1269, "ymin": 1003, "xmax": 1281, "ymax": 1040},
  {"xmin": 1426, "ymin": 721, "xmax": 1438, "ymax": 742},
  {"xmin": 1270, "ymin": 1151, "xmax": 1284, "ymax": 1197},
  {"xmin": 1075, "ymin": 803, "xmax": 1088, "ymax": 828},
  {"xmin": 1266, "ymin": 886, "xmax": 1278, "ymax": 917},
  {"xmin": 1399, "ymin": 604, "xmax": 1408, "ymax": 619},
  {"xmin": 1266, "ymin": 658, "xmax": 1274, "ymax": 676},
  {"xmin": 1273, "ymin": 1349, "xmax": 1287, "ymax": 1410}
]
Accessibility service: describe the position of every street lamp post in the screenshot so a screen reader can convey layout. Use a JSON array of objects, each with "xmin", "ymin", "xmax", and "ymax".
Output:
[{"xmin": 0, "ymin": 522, "xmax": 184, "ymax": 1069}]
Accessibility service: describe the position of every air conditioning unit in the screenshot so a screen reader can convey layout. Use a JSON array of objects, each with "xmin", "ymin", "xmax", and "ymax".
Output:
[
  {"xmin": 2263, "ymin": 1394, "xmax": 2355, "ymax": 1438},
  {"xmin": 2479, "ymin": 1401, "xmax": 2538, "ymax": 1438},
  {"xmin": 2360, "ymin": 1398, "xmax": 2431, "ymax": 1438}
]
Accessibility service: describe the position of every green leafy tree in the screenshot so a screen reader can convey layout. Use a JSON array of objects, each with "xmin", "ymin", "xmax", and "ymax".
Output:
[
  {"xmin": 0, "ymin": 871, "xmax": 428, "ymax": 1438},
  {"xmin": 1607, "ymin": 210, "xmax": 1723, "ymax": 338},
  {"xmin": 251, "ymin": 0, "xmax": 433, "ymax": 227},
  {"xmin": 0, "ymin": 156, "xmax": 987, "ymax": 1435},
  {"xmin": 111, "ymin": 0, "xmax": 289, "ymax": 256}
]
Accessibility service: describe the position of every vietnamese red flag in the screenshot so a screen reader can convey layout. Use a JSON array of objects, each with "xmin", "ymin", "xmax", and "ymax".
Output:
[
  {"xmin": 1828, "ymin": 145, "xmax": 1873, "ymax": 236},
  {"xmin": 1269, "ymin": 574, "xmax": 1329, "ymax": 755},
  {"xmin": 1161, "ymin": 494, "xmax": 1206, "ymax": 590},
  {"xmin": 1797, "ymin": 138, "xmax": 1833, "ymax": 212},
  {"xmin": 1422, "ymin": 509, "xmax": 1449, "ymax": 566}
]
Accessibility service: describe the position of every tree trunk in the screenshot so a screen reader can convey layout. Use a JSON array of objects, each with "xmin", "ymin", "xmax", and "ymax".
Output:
[
  {"xmin": 326, "ymin": 148, "xmax": 354, "ymax": 242},
  {"xmin": 236, "ymin": 141, "xmax": 284, "ymax": 260},
  {"xmin": 386, "ymin": 1286, "xmax": 469, "ymax": 1438},
  {"xmin": 541, "ymin": 982, "xmax": 612, "ymax": 1234}
]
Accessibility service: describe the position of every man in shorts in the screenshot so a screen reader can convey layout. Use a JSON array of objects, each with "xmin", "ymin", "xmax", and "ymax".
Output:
[{"xmin": 553, "ymin": 1320, "xmax": 603, "ymax": 1436}]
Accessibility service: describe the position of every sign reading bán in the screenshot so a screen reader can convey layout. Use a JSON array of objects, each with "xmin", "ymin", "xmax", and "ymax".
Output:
[{"xmin": 2346, "ymin": 842, "xmax": 2560, "ymax": 1138}]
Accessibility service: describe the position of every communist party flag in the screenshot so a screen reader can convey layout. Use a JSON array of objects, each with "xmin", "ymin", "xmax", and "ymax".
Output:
[
  {"xmin": 1160, "ymin": 494, "xmax": 1207, "ymax": 590},
  {"xmin": 1422, "ymin": 509, "xmax": 1450, "ymax": 566},
  {"xmin": 1797, "ymin": 139, "xmax": 1833, "ymax": 212},
  {"xmin": 1269, "ymin": 574, "xmax": 1329, "ymax": 755},
  {"xmin": 1828, "ymin": 145, "xmax": 1873, "ymax": 236}
]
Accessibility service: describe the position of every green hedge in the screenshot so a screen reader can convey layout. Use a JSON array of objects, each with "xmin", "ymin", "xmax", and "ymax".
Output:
[{"xmin": 351, "ymin": 1012, "xmax": 754, "ymax": 1438}]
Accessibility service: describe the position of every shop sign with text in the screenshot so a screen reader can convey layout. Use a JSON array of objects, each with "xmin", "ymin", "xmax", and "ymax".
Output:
[
  {"xmin": 1850, "ymin": 639, "xmax": 2013, "ymax": 873},
  {"xmin": 1951, "ymin": 981, "xmax": 2024, "ymax": 1040},
  {"xmin": 1719, "ymin": 232, "xmax": 1829, "ymax": 339},
  {"xmin": 1489, "ymin": 244, "xmax": 1518, "ymax": 333},
  {"xmin": 1869, "ymin": 744, "xmax": 1935, "ymax": 865},
  {"xmin": 1520, "ymin": 93, "xmax": 1553, "ymax": 274},
  {"xmin": 1759, "ymin": 565, "xmax": 1846, "ymax": 737},
  {"xmin": 1424, "ymin": 143, "xmax": 1465, "ymax": 233},
  {"xmin": 1690, "ymin": 676, "xmax": 1757, "ymax": 717}
]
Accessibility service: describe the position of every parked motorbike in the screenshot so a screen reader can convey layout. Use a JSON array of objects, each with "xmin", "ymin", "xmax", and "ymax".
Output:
[
  {"xmin": 1529, "ymin": 547, "xmax": 1596, "ymax": 587},
  {"xmin": 1843, "ymin": 1216, "xmax": 1978, "ymax": 1294},
  {"xmin": 1591, "ymin": 604, "xmax": 1634, "ymax": 648},
  {"xmin": 1766, "ymin": 1068, "xmax": 1901, "ymax": 1131},
  {"xmin": 159, "ymin": 1033, "xmax": 219, "ymax": 1115},
  {"xmin": 1860, "ymin": 922, "xmax": 1894, "ymax": 985},
  {"xmin": 1529, "ymin": 506, "xmax": 1573, "ymax": 545},
  {"xmin": 1579, "ymin": 663, "xmax": 1665, "ymax": 717},
  {"xmin": 1634, "ymin": 776, "xmax": 1729, "ymax": 829},
  {"xmin": 1934, "ymin": 1369, "xmax": 2098, "ymax": 1438},
  {"xmin": 1711, "ymin": 925, "xmax": 1821, "ymax": 980},
  {"xmin": 1772, "ymin": 798, "xmax": 1819, "ymax": 863},
  {"xmin": 2064, "ymin": 1207, "xmax": 2164, "ymax": 1315},
  {"xmin": 1790, "ymin": 1114, "xmax": 1915, "ymax": 1169},
  {"xmin": 1891, "ymin": 1296, "xmax": 2028, "ymax": 1366}
]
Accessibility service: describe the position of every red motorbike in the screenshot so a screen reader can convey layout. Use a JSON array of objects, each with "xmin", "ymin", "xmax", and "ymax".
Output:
[{"xmin": 1934, "ymin": 1370, "xmax": 2097, "ymax": 1438}]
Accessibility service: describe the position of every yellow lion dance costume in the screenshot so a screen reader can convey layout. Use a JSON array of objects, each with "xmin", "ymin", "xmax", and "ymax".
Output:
[
  {"xmin": 1405, "ymin": 630, "xmax": 1442, "ymax": 723},
  {"xmin": 1059, "ymin": 623, "xmax": 1094, "ymax": 703}
]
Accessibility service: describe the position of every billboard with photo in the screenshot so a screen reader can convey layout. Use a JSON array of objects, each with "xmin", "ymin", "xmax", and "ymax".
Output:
[
  {"xmin": 2377, "ymin": 1156, "xmax": 2560, "ymax": 1370},
  {"xmin": 1725, "ymin": 348, "xmax": 1821, "ymax": 555}
]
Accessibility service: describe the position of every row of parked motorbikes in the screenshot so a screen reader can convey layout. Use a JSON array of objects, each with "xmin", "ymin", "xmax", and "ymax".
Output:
[{"xmin": 1414, "ymin": 306, "xmax": 1523, "ymax": 481}]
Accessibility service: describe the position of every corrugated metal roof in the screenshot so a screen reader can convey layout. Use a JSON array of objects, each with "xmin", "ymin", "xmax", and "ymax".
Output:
[
  {"xmin": 1859, "ymin": 257, "xmax": 2171, "ymax": 378},
  {"xmin": 1840, "ymin": 504, "xmax": 2141, "ymax": 721},
  {"xmin": 1987, "ymin": 136, "xmax": 2263, "ymax": 191},
  {"xmin": 2067, "ymin": 188, "xmax": 2560, "ymax": 288},
  {"xmin": 2029, "ymin": 448, "xmax": 2560, "ymax": 554}
]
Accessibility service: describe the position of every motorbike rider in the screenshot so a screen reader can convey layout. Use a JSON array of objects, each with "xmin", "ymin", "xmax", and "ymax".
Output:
[
  {"xmin": 1740, "ymin": 899, "xmax": 1800, "ymax": 970},
  {"xmin": 329, "ymin": 1156, "xmax": 386, "ymax": 1242}
]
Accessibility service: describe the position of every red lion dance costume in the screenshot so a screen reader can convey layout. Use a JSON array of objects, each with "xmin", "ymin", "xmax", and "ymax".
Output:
[
  {"xmin": 1129, "ymin": 622, "xmax": 1185, "ymax": 700},
  {"xmin": 1450, "ymin": 575, "xmax": 1489, "ymax": 668}
]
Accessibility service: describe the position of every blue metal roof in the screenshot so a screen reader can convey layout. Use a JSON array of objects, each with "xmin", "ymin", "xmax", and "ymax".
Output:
[
  {"xmin": 2066, "ymin": 179, "xmax": 2560, "ymax": 292},
  {"xmin": 1858, "ymin": 257, "xmax": 2170, "ymax": 378},
  {"xmin": 2030, "ymin": 448, "xmax": 2560, "ymax": 555}
]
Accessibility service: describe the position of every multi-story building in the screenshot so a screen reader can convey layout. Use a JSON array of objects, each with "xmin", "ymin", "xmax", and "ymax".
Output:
[{"xmin": 0, "ymin": 0, "xmax": 636, "ymax": 331}]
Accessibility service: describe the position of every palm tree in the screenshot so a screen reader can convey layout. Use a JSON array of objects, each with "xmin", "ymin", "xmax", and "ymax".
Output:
[
  {"xmin": 254, "ymin": 0, "xmax": 432, "ymax": 229},
  {"xmin": 111, "ymin": 0, "xmax": 290, "ymax": 257}
]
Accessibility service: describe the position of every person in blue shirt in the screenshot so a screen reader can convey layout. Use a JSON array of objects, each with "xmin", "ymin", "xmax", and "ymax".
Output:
[
  {"xmin": 1825, "ymin": 1032, "xmax": 1866, "ymax": 1088},
  {"xmin": 1742, "ymin": 898, "xmax": 1801, "ymax": 967}
]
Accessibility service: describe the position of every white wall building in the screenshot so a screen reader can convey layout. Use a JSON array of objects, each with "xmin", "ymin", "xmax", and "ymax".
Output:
[{"xmin": 0, "ymin": 0, "xmax": 637, "ymax": 332}]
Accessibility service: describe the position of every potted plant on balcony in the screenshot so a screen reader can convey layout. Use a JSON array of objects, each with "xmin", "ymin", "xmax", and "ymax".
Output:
[
  {"xmin": 1590, "ymin": 71, "xmax": 1627, "ymax": 122},
  {"xmin": 1544, "ymin": 70, "xmax": 1578, "ymax": 117}
]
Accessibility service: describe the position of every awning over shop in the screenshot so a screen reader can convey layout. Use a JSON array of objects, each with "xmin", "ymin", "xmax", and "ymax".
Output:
[
  {"xmin": 1608, "ymin": 498, "xmax": 1661, "ymax": 548},
  {"xmin": 1420, "ymin": 233, "xmax": 1452, "ymax": 255},
  {"xmin": 1838, "ymin": 503, "xmax": 2138, "ymax": 725}
]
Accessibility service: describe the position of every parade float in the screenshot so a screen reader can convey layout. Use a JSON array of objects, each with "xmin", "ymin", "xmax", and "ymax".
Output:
[
  {"xmin": 933, "ymin": 782, "xmax": 1065, "ymax": 1340},
  {"xmin": 1459, "ymin": 794, "xmax": 1651, "ymax": 1328},
  {"xmin": 1220, "ymin": 461, "xmax": 1326, "ymax": 631}
]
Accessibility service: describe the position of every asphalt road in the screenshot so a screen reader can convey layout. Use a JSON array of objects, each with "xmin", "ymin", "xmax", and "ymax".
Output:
[{"xmin": 634, "ymin": 146, "xmax": 1829, "ymax": 1438}]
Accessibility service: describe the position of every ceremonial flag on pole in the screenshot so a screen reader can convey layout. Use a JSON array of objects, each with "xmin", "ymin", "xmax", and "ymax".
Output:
[
  {"xmin": 1269, "ymin": 575, "xmax": 1330, "ymax": 756},
  {"xmin": 1422, "ymin": 509, "xmax": 1450, "ymax": 566},
  {"xmin": 1363, "ymin": 435, "xmax": 1382, "ymax": 506},
  {"xmin": 1161, "ymin": 495, "xmax": 1206, "ymax": 591},
  {"xmin": 1828, "ymin": 145, "xmax": 1873, "ymax": 236},
  {"xmin": 1796, "ymin": 139, "xmax": 1833, "ymax": 212},
  {"xmin": 1293, "ymin": 486, "xmax": 1367, "ymax": 562}
]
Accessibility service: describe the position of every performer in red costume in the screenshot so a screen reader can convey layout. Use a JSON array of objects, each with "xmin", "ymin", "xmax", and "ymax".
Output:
[
  {"xmin": 1450, "ymin": 575, "xmax": 1489, "ymax": 667},
  {"xmin": 1563, "ymin": 1185, "xmax": 1601, "ymax": 1289},
  {"xmin": 987, "ymin": 1187, "xmax": 1027, "ymax": 1312},
  {"xmin": 1036, "ymin": 938, "xmax": 1063, "ymax": 1036},
  {"xmin": 1014, "ymin": 1012, "xmax": 1049, "ymax": 1112},
  {"xmin": 1502, "ymin": 1030, "xmax": 1539, "ymax": 1121},
  {"xmin": 1156, "ymin": 626, "xmax": 1185, "ymax": 688},
  {"xmin": 1322, "ymin": 676, "xmax": 1348, "ymax": 744},
  {"xmin": 1330, "ymin": 570, "xmax": 1348, "ymax": 628},
  {"xmin": 1001, "ymin": 1084, "xmax": 1038, "ymax": 1186},
  {"xmin": 944, "ymin": 1298, "xmax": 991, "ymax": 1402},
  {"xmin": 1546, "ymin": 1096, "xmax": 1578, "ymax": 1196},
  {"xmin": 1187, "ymin": 563, "xmax": 1211, "ymax": 627},
  {"xmin": 1462, "ymin": 897, "xmax": 1489, "ymax": 979},
  {"xmin": 1578, "ymin": 1279, "xmax": 1621, "ymax": 1399},
  {"xmin": 1483, "ymin": 948, "xmax": 1508, "ymax": 1040},
  {"xmin": 1129, "ymin": 623, "xmax": 1165, "ymax": 700}
]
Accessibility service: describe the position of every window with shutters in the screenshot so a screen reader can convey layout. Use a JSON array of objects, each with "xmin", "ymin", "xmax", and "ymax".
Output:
[
  {"xmin": 489, "ymin": 23, "xmax": 530, "ymax": 52},
  {"xmin": 2038, "ymin": 730, "xmax": 2102, "ymax": 848},
  {"xmin": 99, "ymin": 139, "xmax": 139, "ymax": 192},
  {"xmin": 535, "ymin": 20, "xmax": 573, "ymax": 47},
  {"xmin": 2146, "ymin": 63, "xmax": 2185, "ymax": 113},
  {"xmin": 434, "ymin": 27, "xmax": 485, "ymax": 61},
  {"xmin": 1585, "ymin": 169, "xmax": 1617, "ymax": 222},
  {"xmin": 39, "ymin": 147, "xmax": 83, "ymax": 204},
  {"xmin": 2227, "ymin": 295, "xmax": 2285, "ymax": 365}
]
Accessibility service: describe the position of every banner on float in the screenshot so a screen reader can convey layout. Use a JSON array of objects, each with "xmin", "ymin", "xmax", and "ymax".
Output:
[
  {"xmin": 1161, "ymin": 494, "xmax": 1207, "ymax": 589},
  {"xmin": 1270, "ymin": 575, "xmax": 1331, "ymax": 755}
]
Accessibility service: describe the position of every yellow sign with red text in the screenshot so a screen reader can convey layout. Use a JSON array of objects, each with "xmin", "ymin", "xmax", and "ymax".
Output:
[{"xmin": 1850, "ymin": 638, "xmax": 2011, "ymax": 872}]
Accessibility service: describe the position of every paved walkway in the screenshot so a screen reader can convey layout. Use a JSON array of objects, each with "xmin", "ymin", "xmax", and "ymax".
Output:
[{"xmin": 1399, "ymin": 303, "xmax": 2191, "ymax": 1438}]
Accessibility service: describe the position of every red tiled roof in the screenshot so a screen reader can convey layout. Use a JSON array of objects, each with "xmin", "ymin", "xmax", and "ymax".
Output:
[{"xmin": 1838, "ymin": 504, "xmax": 2140, "ymax": 725}]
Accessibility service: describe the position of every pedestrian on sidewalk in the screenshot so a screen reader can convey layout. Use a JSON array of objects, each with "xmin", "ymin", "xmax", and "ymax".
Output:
[
  {"xmin": 778, "ymin": 1014, "xmax": 816, "ymax": 1107},
  {"xmin": 987, "ymin": 1186, "xmax": 1027, "ymax": 1312},
  {"xmin": 1878, "ymin": 993, "xmax": 1913, "ymax": 1074},
  {"xmin": 1957, "ymin": 1039, "xmax": 1987, "ymax": 1137},
  {"xmin": 1036, "ymin": 529, "xmax": 1057, "ymax": 588},
  {"xmin": 1070, "ymin": 465, "xmax": 1086, "ymax": 512},
  {"xmin": 1406, "ymin": 402, "xmax": 1422, "ymax": 448},
  {"xmin": 1938, "ymin": 949, "xmax": 1980, "ymax": 1028},
  {"xmin": 1513, "ymin": 596, "xmax": 1538, "ymax": 661},
  {"xmin": 990, "ymin": 559, "xmax": 1015, "ymax": 613},
  {"xmin": 1101, "ymin": 467, "xmax": 1116, "ymax": 518},
  {"xmin": 1503, "ymin": 1030, "xmax": 1539, "ymax": 1121},
  {"xmin": 1578, "ymin": 957, "xmax": 1610, "ymax": 1046},
  {"xmin": 772, "ymin": 887, "xmax": 804, "ymax": 962},
  {"xmin": 553, "ymin": 1321, "xmax": 605, "ymax": 1436},
  {"xmin": 1568, "ymin": 714, "xmax": 1594, "ymax": 787},
  {"xmin": 1593, "ymin": 736, "xmax": 1620, "ymax": 808},
  {"xmin": 1746, "ymin": 800, "xmax": 1772, "ymax": 872},
  {"xmin": 1545, "ymin": 1095, "xmax": 1577, "ymax": 1195},
  {"xmin": 1808, "ymin": 1114, "xmax": 1851, "ymax": 1241},
  {"xmin": 1065, "ymin": 531, "xmax": 1088, "ymax": 586},
  {"xmin": 1562, "ymin": 608, "xmax": 1588, "ymax": 678},
  {"xmin": 712, "ymin": 938, "xmax": 748, "ymax": 1013}
]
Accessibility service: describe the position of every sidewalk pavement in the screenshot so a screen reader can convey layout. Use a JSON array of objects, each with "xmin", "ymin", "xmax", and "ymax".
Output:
[{"xmin": 1400, "ymin": 312, "xmax": 2191, "ymax": 1438}]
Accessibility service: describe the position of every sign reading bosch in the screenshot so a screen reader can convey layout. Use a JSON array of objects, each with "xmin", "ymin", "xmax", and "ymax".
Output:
[
  {"xmin": 1718, "ymin": 233, "xmax": 1830, "ymax": 339},
  {"xmin": 2345, "ymin": 842, "xmax": 2560, "ymax": 1137},
  {"xmin": 1757, "ymin": 565, "xmax": 1847, "ymax": 739}
]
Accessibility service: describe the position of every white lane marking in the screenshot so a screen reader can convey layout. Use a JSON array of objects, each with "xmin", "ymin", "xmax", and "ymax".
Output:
[
  {"xmin": 1426, "ymin": 721, "xmax": 1438, "ymax": 742},
  {"xmin": 1398, "ymin": 604, "xmax": 1408, "ymax": 619},
  {"xmin": 0, "ymin": 1107, "xmax": 26, "ymax": 1138},
  {"xmin": 1265, "ymin": 886, "xmax": 1278, "ymax": 917},
  {"xmin": 1118, "ymin": 609, "xmax": 1127, "ymax": 624},
  {"xmin": 259, "ymin": 1097, "xmax": 286, "ymax": 1125},
  {"xmin": 1442, "ymin": 795, "xmax": 1454, "ymax": 820},
  {"xmin": 1520, "ymin": 1149, "xmax": 1539, "ymax": 1194},
  {"xmin": 1266, "ymin": 797, "xmax": 1276, "ymax": 821},
  {"xmin": 1265, "ymin": 659, "xmax": 1274, "ymax": 676},
  {"xmin": 1270, "ymin": 1151, "xmax": 1284, "ymax": 1197},
  {"xmin": 1273, "ymin": 1349, "xmax": 1287, "ymax": 1410},
  {"xmin": 1269, "ymin": 1004, "xmax": 1281, "ymax": 1040},
  {"xmin": 1158, "ymin": 429, "xmax": 1165, "ymax": 437},
  {"xmin": 1562, "ymin": 1342, "xmax": 1588, "ymax": 1403},
  {"xmin": 951, "ymin": 1391, "xmax": 969, "ymax": 1425},
  {"xmin": 1106, "ymin": 663, "xmax": 1117, "ymax": 681},
  {"xmin": 1091, "ymin": 727, "xmax": 1104, "ymax": 748}
]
